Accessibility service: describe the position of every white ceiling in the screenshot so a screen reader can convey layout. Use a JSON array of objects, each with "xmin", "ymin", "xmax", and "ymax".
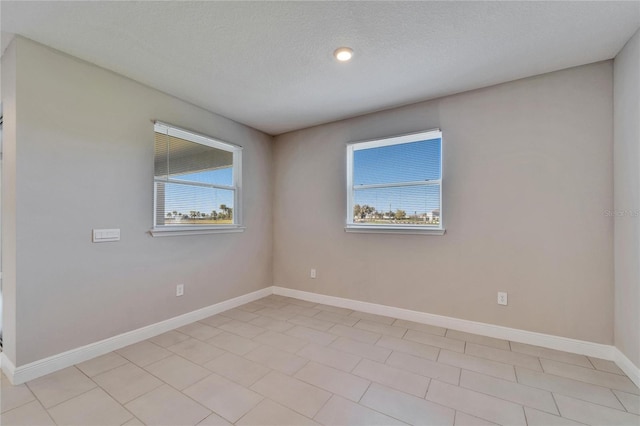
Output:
[{"xmin": 2, "ymin": 1, "xmax": 639, "ymax": 135}]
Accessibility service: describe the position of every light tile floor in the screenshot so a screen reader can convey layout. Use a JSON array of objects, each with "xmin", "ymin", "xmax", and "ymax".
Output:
[{"xmin": 1, "ymin": 295, "xmax": 639, "ymax": 425}]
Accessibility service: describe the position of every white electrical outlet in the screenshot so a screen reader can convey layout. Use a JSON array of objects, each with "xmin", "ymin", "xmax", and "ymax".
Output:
[
  {"xmin": 310, "ymin": 269, "xmax": 317, "ymax": 279},
  {"xmin": 176, "ymin": 284, "xmax": 184, "ymax": 297},
  {"xmin": 497, "ymin": 291, "xmax": 508, "ymax": 305}
]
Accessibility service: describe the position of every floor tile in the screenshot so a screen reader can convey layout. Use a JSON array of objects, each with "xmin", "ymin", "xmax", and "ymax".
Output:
[
  {"xmin": 115, "ymin": 341, "xmax": 172, "ymax": 367},
  {"xmin": 314, "ymin": 311, "xmax": 359, "ymax": 326},
  {"xmin": 145, "ymin": 355, "xmax": 211, "ymax": 390},
  {"xmin": 76, "ymin": 352, "xmax": 129, "ymax": 377},
  {"xmin": 254, "ymin": 307, "xmax": 296, "ymax": 321},
  {"xmin": 313, "ymin": 395, "xmax": 406, "ymax": 426},
  {"xmin": 286, "ymin": 325, "xmax": 337, "ymax": 346},
  {"xmin": 236, "ymin": 399, "xmax": 320, "ymax": 426},
  {"xmin": 295, "ymin": 362, "xmax": 370, "ymax": 401},
  {"xmin": 349, "ymin": 311, "xmax": 396, "ymax": 325},
  {"xmin": 515, "ymin": 366, "xmax": 625, "ymax": 410},
  {"xmin": 510, "ymin": 341, "xmax": 592, "ymax": 368},
  {"xmin": 460, "ymin": 370, "xmax": 558, "ymax": 414},
  {"xmin": 297, "ymin": 343, "xmax": 362, "ymax": 372},
  {"xmin": 1, "ymin": 400, "xmax": 55, "ymax": 426},
  {"xmin": 122, "ymin": 417, "xmax": 145, "ymax": 425},
  {"xmin": 313, "ymin": 304, "xmax": 354, "ymax": 316},
  {"xmin": 613, "ymin": 389, "xmax": 640, "ymax": 415},
  {"xmin": 253, "ymin": 330, "xmax": 309, "ymax": 353},
  {"xmin": 328, "ymin": 324, "xmax": 382, "ymax": 344},
  {"xmin": 197, "ymin": 412, "xmax": 233, "ymax": 425},
  {"xmin": 438, "ymin": 349, "xmax": 516, "ymax": 382},
  {"xmin": 93, "ymin": 362, "xmax": 163, "ymax": 404},
  {"xmin": 523, "ymin": 407, "xmax": 585, "ymax": 425},
  {"xmin": 199, "ymin": 314, "xmax": 233, "ymax": 328},
  {"xmin": 404, "ymin": 329, "xmax": 465, "ymax": 352},
  {"xmin": 218, "ymin": 319, "xmax": 267, "ymax": 339},
  {"xmin": 47, "ymin": 387, "xmax": 133, "ymax": 426},
  {"xmin": 149, "ymin": 330, "xmax": 191, "ymax": 347},
  {"xmin": 540, "ymin": 358, "xmax": 639, "ymax": 394},
  {"xmin": 329, "ymin": 337, "xmax": 392, "ymax": 363},
  {"xmin": 245, "ymin": 345, "xmax": 309, "ymax": 375},
  {"xmin": 1, "ymin": 378, "xmax": 35, "ymax": 413},
  {"xmin": 6, "ymin": 297, "xmax": 636, "ymax": 426},
  {"xmin": 393, "ymin": 319, "xmax": 447, "ymax": 336},
  {"xmin": 376, "ymin": 335, "xmax": 440, "ymax": 361},
  {"xmin": 221, "ymin": 308, "xmax": 260, "ymax": 322},
  {"xmin": 352, "ymin": 358, "xmax": 430, "ymax": 397},
  {"xmin": 126, "ymin": 384, "xmax": 211, "ymax": 426},
  {"xmin": 250, "ymin": 371, "xmax": 331, "ymax": 418},
  {"xmin": 183, "ymin": 374, "xmax": 263, "ymax": 423},
  {"xmin": 445, "ymin": 329, "xmax": 510, "ymax": 350},
  {"xmin": 361, "ymin": 382, "xmax": 455, "ymax": 425},
  {"xmin": 26, "ymin": 366, "xmax": 96, "ymax": 408},
  {"xmin": 203, "ymin": 352, "xmax": 270, "ymax": 387},
  {"xmin": 287, "ymin": 314, "xmax": 334, "ymax": 331},
  {"xmin": 589, "ymin": 357, "xmax": 626, "ymax": 375},
  {"xmin": 207, "ymin": 331, "xmax": 261, "ymax": 355},
  {"xmin": 466, "ymin": 342, "xmax": 542, "ymax": 371},
  {"xmin": 354, "ymin": 319, "xmax": 407, "ymax": 338},
  {"xmin": 426, "ymin": 380, "xmax": 527, "ymax": 425},
  {"xmin": 253, "ymin": 298, "xmax": 288, "ymax": 310},
  {"xmin": 386, "ymin": 351, "xmax": 460, "ymax": 385},
  {"xmin": 280, "ymin": 304, "xmax": 322, "ymax": 318},
  {"xmin": 167, "ymin": 338, "xmax": 225, "ymax": 365},
  {"xmin": 454, "ymin": 411, "xmax": 498, "ymax": 425},
  {"xmin": 177, "ymin": 322, "xmax": 224, "ymax": 341},
  {"xmin": 554, "ymin": 393, "xmax": 640, "ymax": 425},
  {"xmin": 249, "ymin": 316, "xmax": 295, "ymax": 333}
]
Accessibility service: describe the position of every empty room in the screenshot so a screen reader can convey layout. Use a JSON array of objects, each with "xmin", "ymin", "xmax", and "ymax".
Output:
[{"xmin": 0, "ymin": 1, "xmax": 639, "ymax": 425}]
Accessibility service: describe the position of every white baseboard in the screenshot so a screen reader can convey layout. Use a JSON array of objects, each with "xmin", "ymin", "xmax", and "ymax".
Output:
[
  {"xmin": 1, "ymin": 287, "xmax": 272, "ymax": 385},
  {"xmin": 613, "ymin": 347, "xmax": 640, "ymax": 389},
  {"xmin": 3, "ymin": 284, "xmax": 638, "ymax": 390},
  {"xmin": 272, "ymin": 286, "xmax": 621, "ymax": 364}
]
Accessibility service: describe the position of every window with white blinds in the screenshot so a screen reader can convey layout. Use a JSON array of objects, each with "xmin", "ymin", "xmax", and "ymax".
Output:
[
  {"xmin": 346, "ymin": 129, "xmax": 444, "ymax": 234},
  {"xmin": 152, "ymin": 122, "xmax": 243, "ymax": 236}
]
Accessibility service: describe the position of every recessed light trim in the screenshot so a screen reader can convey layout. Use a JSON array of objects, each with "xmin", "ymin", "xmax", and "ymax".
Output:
[{"xmin": 334, "ymin": 47, "xmax": 354, "ymax": 62}]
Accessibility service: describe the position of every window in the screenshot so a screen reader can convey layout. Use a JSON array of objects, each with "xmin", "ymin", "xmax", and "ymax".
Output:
[
  {"xmin": 151, "ymin": 122, "xmax": 243, "ymax": 236},
  {"xmin": 346, "ymin": 129, "xmax": 444, "ymax": 234}
]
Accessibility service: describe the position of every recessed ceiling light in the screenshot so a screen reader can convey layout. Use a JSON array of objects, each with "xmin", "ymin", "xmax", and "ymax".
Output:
[{"xmin": 334, "ymin": 47, "xmax": 354, "ymax": 62}]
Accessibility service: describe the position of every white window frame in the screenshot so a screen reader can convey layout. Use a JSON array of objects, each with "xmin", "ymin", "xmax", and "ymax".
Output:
[
  {"xmin": 150, "ymin": 121, "xmax": 244, "ymax": 237},
  {"xmin": 346, "ymin": 129, "xmax": 444, "ymax": 235}
]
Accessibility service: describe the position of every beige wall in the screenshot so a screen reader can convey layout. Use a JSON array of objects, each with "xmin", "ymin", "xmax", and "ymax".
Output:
[
  {"xmin": 274, "ymin": 62, "xmax": 614, "ymax": 344},
  {"xmin": 1, "ymin": 35, "xmax": 627, "ymax": 367},
  {"xmin": 1, "ymin": 39, "xmax": 17, "ymax": 363},
  {"xmin": 614, "ymin": 28, "xmax": 640, "ymax": 368},
  {"xmin": 2, "ymin": 37, "xmax": 274, "ymax": 365}
]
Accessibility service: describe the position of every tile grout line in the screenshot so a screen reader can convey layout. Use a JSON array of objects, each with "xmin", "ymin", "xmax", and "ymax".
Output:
[
  {"xmin": 610, "ymin": 388, "xmax": 630, "ymax": 413},
  {"xmin": 514, "ymin": 367, "xmax": 635, "ymax": 414},
  {"xmin": 25, "ymin": 366, "xmax": 100, "ymax": 413},
  {"xmin": 456, "ymin": 367, "xmax": 561, "ymax": 416},
  {"xmin": 550, "ymin": 391, "xmax": 562, "ymax": 419}
]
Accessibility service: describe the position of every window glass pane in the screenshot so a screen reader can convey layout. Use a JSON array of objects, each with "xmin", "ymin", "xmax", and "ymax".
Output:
[
  {"xmin": 154, "ymin": 132, "xmax": 169, "ymax": 179},
  {"xmin": 155, "ymin": 132, "xmax": 233, "ymax": 186},
  {"xmin": 173, "ymin": 168, "xmax": 233, "ymax": 187},
  {"xmin": 353, "ymin": 138, "xmax": 441, "ymax": 186},
  {"xmin": 157, "ymin": 182, "xmax": 234, "ymax": 226},
  {"xmin": 353, "ymin": 185, "xmax": 440, "ymax": 226}
]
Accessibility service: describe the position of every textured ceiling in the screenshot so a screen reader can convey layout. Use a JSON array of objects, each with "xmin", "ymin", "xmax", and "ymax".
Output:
[{"xmin": 2, "ymin": 1, "xmax": 639, "ymax": 135}]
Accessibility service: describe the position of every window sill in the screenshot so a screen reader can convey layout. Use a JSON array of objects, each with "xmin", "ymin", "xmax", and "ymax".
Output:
[
  {"xmin": 150, "ymin": 225, "xmax": 245, "ymax": 237},
  {"xmin": 345, "ymin": 225, "xmax": 445, "ymax": 235}
]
